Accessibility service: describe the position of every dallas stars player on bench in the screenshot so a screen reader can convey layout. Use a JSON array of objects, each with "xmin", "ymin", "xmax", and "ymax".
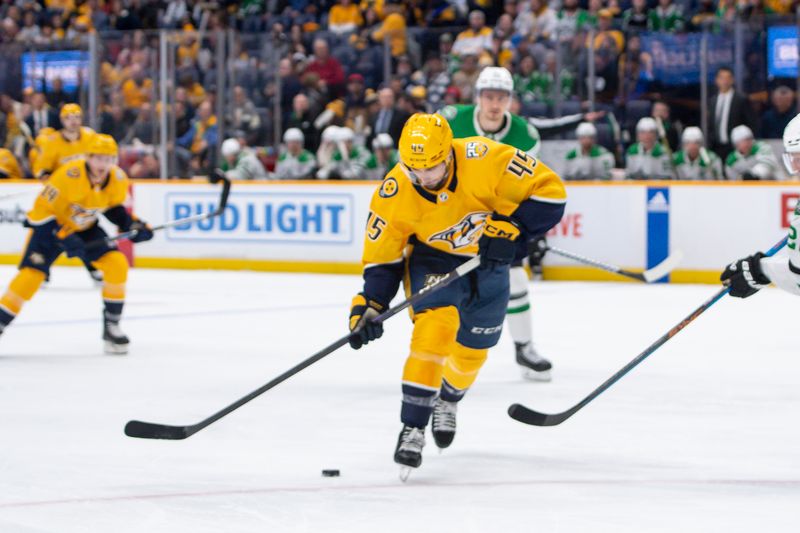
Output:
[
  {"xmin": 0, "ymin": 135, "xmax": 153, "ymax": 354},
  {"xmin": 722, "ymin": 113, "xmax": 800, "ymax": 298},
  {"xmin": 348, "ymin": 113, "xmax": 566, "ymax": 476},
  {"xmin": 440, "ymin": 66, "xmax": 595, "ymax": 381}
]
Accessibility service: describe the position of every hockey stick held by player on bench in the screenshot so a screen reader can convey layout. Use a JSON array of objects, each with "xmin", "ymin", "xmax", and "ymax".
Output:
[
  {"xmin": 124, "ymin": 255, "xmax": 482, "ymax": 440},
  {"xmin": 538, "ymin": 239, "xmax": 684, "ymax": 283},
  {"xmin": 508, "ymin": 235, "xmax": 788, "ymax": 427},
  {"xmin": 87, "ymin": 171, "xmax": 231, "ymax": 249}
]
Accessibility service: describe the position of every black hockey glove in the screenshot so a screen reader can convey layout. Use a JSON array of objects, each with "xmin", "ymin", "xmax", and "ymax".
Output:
[
  {"xmin": 527, "ymin": 235, "xmax": 548, "ymax": 266},
  {"xmin": 478, "ymin": 213, "xmax": 520, "ymax": 267},
  {"xmin": 128, "ymin": 220, "xmax": 154, "ymax": 243},
  {"xmin": 349, "ymin": 293, "xmax": 384, "ymax": 349},
  {"xmin": 721, "ymin": 252, "xmax": 771, "ymax": 298}
]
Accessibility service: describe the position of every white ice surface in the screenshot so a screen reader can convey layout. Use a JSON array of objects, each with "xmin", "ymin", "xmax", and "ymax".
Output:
[{"xmin": 0, "ymin": 266, "xmax": 798, "ymax": 532}]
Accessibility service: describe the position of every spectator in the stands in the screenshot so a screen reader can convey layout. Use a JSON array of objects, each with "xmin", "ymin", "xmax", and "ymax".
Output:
[
  {"xmin": 651, "ymin": 101, "xmax": 679, "ymax": 153},
  {"xmin": 591, "ymin": 10, "xmax": 624, "ymax": 56},
  {"xmin": 344, "ymin": 74, "xmax": 370, "ymax": 139},
  {"xmin": 305, "ymin": 38, "xmax": 345, "ymax": 97},
  {"xmin": 179, "ymin": 72, "xmax": 206, "ymax": 108},
  {"xmin": 617, "ymin": 34, "xmax": 654, "ymax": 104},
  {"xmin": 121, "ymin": 64, "xmax": 153, "ymax": 110},
  {"xmin": 176, "ymin": 100, "xmax": 218, "ymax": 173},
  {"xmin": 228, "ymin": 85, "xmax": 261, "ymax": 144},
  {"xmin": 515, "ymin": 0, "xmax": 556, "ymax": 50},
  {"xmin": 451, "ymin": 53, "xmax": 481, "ymax": 103},
  {"xmin": 761, "ymin": 86, "xmax": 796, "ymax": 138},
  {"xmin": 25, "ymin": 92, "xmax": 59, "ymax": 137},
  {"xmin": 623, "ymin": 0, "xmax": 650, "ymax": 33},
  {"xmin": 17, "ymin": 10, "xmax": 40, "ymax": 43},
  {"xmin": 438, "ymin": 33, "xmax": 458, "ymax": 74},
  {"xmin": 369, "ymin": 1, "xmax": 407, "ymax": 59},
  {"xmin": 174, "ymin": 100, "xmax": 191, "ymax": 139},
  {"xmin": 648, "ymin": 0, "xmax": 684, "ymax": 32},
  {"xmin": 46, "ymin": 77, "xmax": 73, "ymax": 108},
  {"xmin": 275, "ymin": 128, "xmax": 317, "ymax": 180},
  {"xmin": 514, "ymin": 55, "xmax": 547, "ymax": 104},
  {"xmin": 443, "ymin": 85, "xmax": 461, "ymax": 107},
  {"xmin": 368, "ymin": 87, "xmax": 410, "ymax": 147},
  {"xmin": 328, "ymin": 0, "xmax": 363, "ymax": 35},
  {"xmin": 453, "ymin": 10, "xmax": 493, "ymax": 59},
  {"xmin": 286, "ymin": 93, "xmax": 320, "ymax": 152},
  {"xmin": 419, "ymin": 56, "xmax": 451, "ymax": 112},
  {"xmin": 124, "ymin": 102, "xmax": 156, "ymax": 145},
  {"xmin": 128, "ymin": 153, "xmax": 159, "ymax": 179},
  {"xmin": 99, "ymin": 104, "xmax": 132, "ymax": 141},
  {"xmin": 553, "ymin": 0, "xmax": 589, "ymax": 70},
  {"xmin": 708, "ymin": 67, "xmax": 757, "ymax": 160}
]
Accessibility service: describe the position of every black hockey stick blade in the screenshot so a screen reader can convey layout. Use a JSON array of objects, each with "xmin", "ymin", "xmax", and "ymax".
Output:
[
  {"xmin": 508, "ymin": 403, "xmax": 574, "ymax": 427},
  {"xmin": 125, "ymin": 256, "xmax": 481, "ymax": 440},
  {"xmin": 509, "ymin": 235, "xmax": 788, "ymax": 427},
  {"xmin": 125, "ymin": 420, "xmax": 193, "ymax": 440}
]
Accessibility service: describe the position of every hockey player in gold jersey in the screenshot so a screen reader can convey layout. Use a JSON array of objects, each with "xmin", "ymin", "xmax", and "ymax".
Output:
[
  {"xmin": 32, "ymin": 104, "xmax": 97, "ymax": 180},
  {"xmin": 0, "ymin": 135, "xmax": 154, "ymax": 354},
  {"xmin": 347, "ymin": 114, "xmax": 566, "ymax": 476},
  {"xmin": 32, "ymin": 104, "xmax": 102, "ymax": 281}
]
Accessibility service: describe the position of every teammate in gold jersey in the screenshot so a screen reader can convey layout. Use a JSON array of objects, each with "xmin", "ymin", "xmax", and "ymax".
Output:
[
  {"xmin": 0, "ymin": 135, "xmax": 154, "ymax": 355},
  {"xmin": 347, "ymin": 113, "xmax": 566, "ymax": 477},
  {"xmin": 32, "ymin": 104, "xmax": 102, "ymax": 282}
]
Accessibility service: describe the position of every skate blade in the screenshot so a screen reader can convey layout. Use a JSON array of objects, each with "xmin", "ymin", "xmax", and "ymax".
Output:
[
  {"xmin": 520, "ymin": 367, "xmax": 552, "ymax": 382},
  {"xmin": 399, "ymin": 467, "xmax": 412, "ymax": 482},
  {"xmin": 104, "ymin": 341, "xmax": 129, "ymax": 356}
]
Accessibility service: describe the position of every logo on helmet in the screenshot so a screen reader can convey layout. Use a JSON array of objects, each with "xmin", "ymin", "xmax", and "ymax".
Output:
[{"xmin": 428, "ymin": 212, "xmax": 488, "ymax": 250}]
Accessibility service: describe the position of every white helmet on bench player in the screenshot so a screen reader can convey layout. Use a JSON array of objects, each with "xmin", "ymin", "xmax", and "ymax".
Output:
[{"xmin": 782, "ymin": 113, "xmax": 800, "ymax": 175}]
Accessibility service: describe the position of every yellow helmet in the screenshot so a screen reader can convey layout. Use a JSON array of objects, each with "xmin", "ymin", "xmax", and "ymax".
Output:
[
  {"xmin": 59, "ymin": 103, "xmax": 82, "ymax": 119},
  {"xmin": 398, "ymin": 113, "xmax": 453, "ymax": 169},
  {"xmin": 87, "ymin": 134, "xmax": 118, "ymax": 156}
]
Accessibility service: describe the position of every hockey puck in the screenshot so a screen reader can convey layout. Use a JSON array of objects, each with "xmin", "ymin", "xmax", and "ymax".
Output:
[{"xmin": 322, "ymin": 469, "xmax": 340, "ymax": 477}]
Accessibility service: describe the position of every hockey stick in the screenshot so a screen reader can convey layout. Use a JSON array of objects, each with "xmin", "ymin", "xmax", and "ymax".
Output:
[
  {"xmin": 125, "ymin": 255, "xmax": 482, "ymax": 440},
  {"xmin": 87, "ymin": 172, "xmax": 231, "ymax": 249},
  {"xmin": 509, "ymin": 235, "xmax": 789, "ymax": 427},
  {"xmin": 545, "ymin": 244, "xmax": 684, "ymax": 283}
]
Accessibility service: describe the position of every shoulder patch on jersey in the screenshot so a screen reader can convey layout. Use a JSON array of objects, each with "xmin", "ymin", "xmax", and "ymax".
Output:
[
  {"xmin": 379, "ymin": 177, "xmax": 399, "ymax": 198},
  {"xmin": 440, "ymin": 105, "xmax": 457, "ymax": 120},
  {"xmin": 428, "ymin": 212, "xmax": 488, "ymax": 250},
  {"xmin": 66, "ymin": 166, "xmax": 81, "ymax": 178},
  {"xmin": 465, "ymin": 141, "xmax": 489, "ymax": 159}
]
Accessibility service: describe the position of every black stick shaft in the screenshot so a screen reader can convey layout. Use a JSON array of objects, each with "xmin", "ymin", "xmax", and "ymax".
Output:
[
  {"xmin": 126, "ymin": 256, "xmax": 481, "ymax": 439},
  {"xmin": 510, "ymin": 235, "xmax": 789, "ymax": 426}
]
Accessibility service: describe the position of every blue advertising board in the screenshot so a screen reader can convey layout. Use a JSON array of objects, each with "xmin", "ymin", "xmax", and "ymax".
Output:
[
  {"xmin": 21, "ymin": 50, "xmax": 89, "ymax": 93},
  {"xmin": 767, "ymin": 26, "xmax": 798, "ymax": 79},
  {"xmin": 640, "ymin": 32, "xmax": 734, "ymax": 86}
]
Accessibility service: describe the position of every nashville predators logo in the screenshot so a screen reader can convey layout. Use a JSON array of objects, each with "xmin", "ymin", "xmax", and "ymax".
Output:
[
  {"xmin": 379, "ymin": 177, "xmax": 398, "ymax": 198},
  {"xmin": 66, "ymin": 167, "xmax": 81, "ymax": 178},
  {"xmin": 428, "ymin": 212, "xmax": 488, "ymax": 250},
  {"xmin": 69, "ymin": 204, "xmax": 101, "ymax": 229},
  {"xmin": 465, "ymin": 141, "xmax": 488, "ymax": 159}
]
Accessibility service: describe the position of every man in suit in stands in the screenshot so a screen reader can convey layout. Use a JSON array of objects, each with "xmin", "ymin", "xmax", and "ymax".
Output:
[
  {"xmin": 708, "ymin": 67, "xmax": 757, "ymax": 160},
  {"xmin": 25, "ymin": 92, "xmax": 59, "ymax": 136},
  {"xmin": 367, "ymin": 87, "xmax": 410, "ymax": 148}
]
